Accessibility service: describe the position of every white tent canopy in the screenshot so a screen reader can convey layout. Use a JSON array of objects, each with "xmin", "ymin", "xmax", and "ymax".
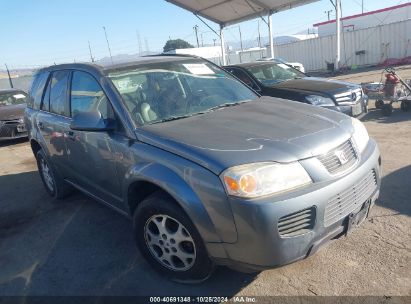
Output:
[
  {"xmin": 166, "ymin": 0, "xmax": 320, "ymax": 65},
  {"xmin": 166, "ymin": 0, "xmax": 319, "ymax": 27}
]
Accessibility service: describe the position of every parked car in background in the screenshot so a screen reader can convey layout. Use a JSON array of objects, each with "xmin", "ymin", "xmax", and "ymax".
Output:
[
  {"xmin": 224, "ymin": 61, "xmax": 369, "ymax": 117},
  {"xmin": 26, "ymin": 55, "xmax": 380, "ymax": 282},
  {"xmin": 0, "ymin": 89, "xmax": 28, "ymax": 140},
  {"xmin": 258, "ymin": 57, "xmax": 305, "ymax": 73}
]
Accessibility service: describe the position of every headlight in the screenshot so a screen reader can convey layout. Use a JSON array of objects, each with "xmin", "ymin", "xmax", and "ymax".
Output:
[
  {"xmin": 351, "ymin": 117, "xmax": 369, "ymax": 153},
  {"xmin": 305, "ymin": 95, "xmax": 335, "ymax": 106},
  {"xmin": 221, "ymin": 162, "xmax": 312, "ymax": 198}
]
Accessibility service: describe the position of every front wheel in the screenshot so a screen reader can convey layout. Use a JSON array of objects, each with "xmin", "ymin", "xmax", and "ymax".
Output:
[
  {"xmin": 133, "ymin": 191, "xmax": 214, "ymax": 283},
  {"xmin": 375, "ymin": 99, "xmax": 384, "ymax": 109}
]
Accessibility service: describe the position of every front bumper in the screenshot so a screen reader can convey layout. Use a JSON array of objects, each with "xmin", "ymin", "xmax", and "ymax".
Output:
[
  {"xmin": 330, "ymin": 96, "xmax": 368, "ymax": 117},
  {"xmin": 211, "ymin": 138, "xmax": 381, "ymax": 271},
  {"xmin": 0, "ymin": 121, "xmax": 28, "ymax": 140}
]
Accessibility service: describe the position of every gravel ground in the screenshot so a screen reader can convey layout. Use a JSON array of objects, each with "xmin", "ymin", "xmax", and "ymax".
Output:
[{"xmin": 0, "ymin": 66, "xmax": 410, "ymax": 299}]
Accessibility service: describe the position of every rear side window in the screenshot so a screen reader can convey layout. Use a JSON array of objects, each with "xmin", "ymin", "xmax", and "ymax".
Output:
[
  {"xmin": 41, "ymin": 78, "xmax": 51, "ymax": 111},
  {"xmin": 70, "ymin": 71, "xmax": 113, "ymax": 119},
  {"xmin": 50, "ymin": 70, "xmax": 70, "ymax": 116},
  {"xmin": 29, "ymin": 72, "xmax": 49, "ymax": 109}
]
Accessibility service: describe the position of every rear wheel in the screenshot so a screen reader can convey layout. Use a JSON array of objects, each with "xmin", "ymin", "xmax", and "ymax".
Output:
[
  {"xmin": 36, "ymin": 150, "xmax": 72, "ymax": 199},
  {"xmin": 400, "ymin": 101, "xmax": 410, "ymax": 112},
  {"xmin": 133, "ymin": 191, "xmax": 214, "ymax": 283},
  {"xmin": 375, "ymin": 99, "xmax": 384, "ymax": 109}
]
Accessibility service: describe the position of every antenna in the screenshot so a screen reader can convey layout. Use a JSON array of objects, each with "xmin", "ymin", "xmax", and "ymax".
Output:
[
  {"xmin": 4, "ymin": 63, "xmax": 14, "ymax": 88},
  {"xmin": 102, "ymin": 26, "xmax": 114, "ymax": 65},
  {"xmin": 88, "ymin": 41, "xmax": 95, "ymax": 62}
]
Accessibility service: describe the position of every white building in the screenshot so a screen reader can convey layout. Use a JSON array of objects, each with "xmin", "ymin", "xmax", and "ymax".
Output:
[{"xmin": 314, "ymin": 3, "xmax": 411, "ymax": 37}]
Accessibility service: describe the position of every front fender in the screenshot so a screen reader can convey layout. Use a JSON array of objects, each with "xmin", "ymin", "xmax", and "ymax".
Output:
[{"xmin": 123, "ymin": 162, "xmax": 224, "ymax": 243}]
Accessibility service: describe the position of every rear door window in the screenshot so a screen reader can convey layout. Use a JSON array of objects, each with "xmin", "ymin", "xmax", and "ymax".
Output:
[{"xmin": 50, "ymin": 70, "xmax": 70, "ymax": 116}]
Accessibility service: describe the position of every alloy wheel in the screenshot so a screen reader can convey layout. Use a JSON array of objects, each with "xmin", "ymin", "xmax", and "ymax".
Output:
[{"xmin": 144, "ymin": 214, "xmax": 196, "ymax": 271}]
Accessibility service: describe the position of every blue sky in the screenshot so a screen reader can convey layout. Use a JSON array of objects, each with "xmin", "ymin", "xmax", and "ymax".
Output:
[{"xmin": 0, "ymin": 0, "xmax": 406, "ymax": 68}]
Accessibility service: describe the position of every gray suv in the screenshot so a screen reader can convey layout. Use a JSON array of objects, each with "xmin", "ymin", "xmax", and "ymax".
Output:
[{"xmin": 25, "ymin": 55, "xmax": 381, "ymax": 282}]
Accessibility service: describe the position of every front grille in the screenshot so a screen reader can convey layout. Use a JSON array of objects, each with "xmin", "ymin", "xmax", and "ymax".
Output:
[
  {"xmin": 0, "ymin": 120, "xmax": 22, "ymax": 138},
  {"xmin": 324, "ymin": 170, "xmax": 377, "ymax": 226},
  {"xmin": 334, "ymin": 88, "xmax": 362, "ymax": 104},
  {"xmin": 318, "ymin": 140, "xmax": 357, "ymax": 175},
  {"xmin": 278, "ymin": 207, "xmax": 316, "ymax": 237}
]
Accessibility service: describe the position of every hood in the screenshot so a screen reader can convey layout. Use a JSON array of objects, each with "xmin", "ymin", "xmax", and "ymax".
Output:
[
  {"xmin": 137, "ymin": 97, "xmax": 353, "ymax": 175},
  {"xmin": 0, "ymin": 104, "xmax": 25, "ymax": 121},
  {"xmin": 272, "ymin": 77, "xmax": 360, "ymax": 95}
]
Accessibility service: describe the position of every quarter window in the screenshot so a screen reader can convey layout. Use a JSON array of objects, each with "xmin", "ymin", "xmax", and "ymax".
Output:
[
  {"xmin": 70, "ymin": 71, "xmax": 113, "ymax": 119},
  {"xmin": 29, "ymin": 72, "xmax": 49, "ymax": 109},
  {"xmin": 50, "ymin": 71, "xmax": 70, "ymax": 116}
]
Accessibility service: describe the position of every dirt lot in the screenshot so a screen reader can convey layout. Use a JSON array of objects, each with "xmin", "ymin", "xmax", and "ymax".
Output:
[{"xmin": 0, "ymin": 66, "xmax": 410, "ymax": 298}]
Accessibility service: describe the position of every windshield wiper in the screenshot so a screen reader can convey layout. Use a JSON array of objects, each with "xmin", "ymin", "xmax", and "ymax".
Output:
[
  {"xmin": 206, "ymin": 101, "xmax": 248, "ymax": 112},
  {"xmin": 150, "ymin": 114, "xmax": 196, "ymax": 124}
]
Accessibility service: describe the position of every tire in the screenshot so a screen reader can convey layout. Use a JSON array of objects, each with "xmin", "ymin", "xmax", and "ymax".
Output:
[
  {"xmin": 133, "ymin": 191, "xmax": 214, "ymax": 283},
  {"xmin": 375, "ymin": 99, "xmax": 384, "ymax": 109},
  {"xmin": 36, "ymin": 149, "xmax": 72, "ymax": 199},
  {"xmin": 381, "ymin": 104, "xmax": 393, "ymax": 116},
  {"xmin": 400, "ymin": 101, "xmax": 410, "ymax": 112}
]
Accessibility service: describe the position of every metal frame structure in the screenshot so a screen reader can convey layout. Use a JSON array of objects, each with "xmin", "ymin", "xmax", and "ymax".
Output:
[{"xmin": 165, "ymin": 0, "xmax": 320, "ymax": 65}]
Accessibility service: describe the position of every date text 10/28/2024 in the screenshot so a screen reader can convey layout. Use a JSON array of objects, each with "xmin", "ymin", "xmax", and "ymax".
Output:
[{"xmin": 149, "ymin": 296, "xmax": 257, "ymax": 303}]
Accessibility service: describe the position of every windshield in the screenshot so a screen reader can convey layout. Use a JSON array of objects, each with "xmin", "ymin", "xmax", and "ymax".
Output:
[
  {"xmin": 246, "ymin": 62, "xmax": 305, "ymax": 86},
  {"xmin": 108, "ymin": 59, "xmax": 257, "ymax": 125},
  {"xmin": 0, "ymin": 92, "xmax": 27, "ymax": 107}
]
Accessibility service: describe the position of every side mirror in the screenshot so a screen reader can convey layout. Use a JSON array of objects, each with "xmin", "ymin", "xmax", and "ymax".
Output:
[{"xmin": 70, "ymin": 111, "xmax": 115, "ymax": 132}]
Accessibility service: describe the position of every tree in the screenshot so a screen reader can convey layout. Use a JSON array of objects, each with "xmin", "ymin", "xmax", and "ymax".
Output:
[{"xmin": 163, "ymin": 39, "xmax": 194, "ymax": 52}]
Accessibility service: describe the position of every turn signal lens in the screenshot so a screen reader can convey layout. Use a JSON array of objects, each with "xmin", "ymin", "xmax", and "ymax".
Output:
[{"xmin": 224, "ymin": 176, "xmax": 239, "ymax": 192}]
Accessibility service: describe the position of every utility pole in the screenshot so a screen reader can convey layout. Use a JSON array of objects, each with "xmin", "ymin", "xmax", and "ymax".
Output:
[
  {"xmin": 335, "ymin": 0, "xmax": 341, "ymax": 71},
  {"xmin": 213, "ymin": 39, "xmax": 216, "ymax": 46},
  {"xmin": 362, "ymin": 0, "xmax": 364, "ymax": 14},
  {"xmin": 257, "ymin": 20, "xmax": 261, "ymax": 48},
  {"xmin": 144, "ymin": 38, "xmax": 150, "ymax": 53},
  {"xmin": 220, "ymin": 26, "xmax": 227, "ymax": 65},
  {"xmin": 88, "ymin": 41, "xmax": 95, "ymax": 62},
  {"xmin": 268, "ymin": 12, "xmax": 274, "ymax": 58},
  {"xmin": 102, "ymin": 26, "xmax": 113, "ymax": 65},
  {"xmin": 4, "ymin": 64, "xmax": 13, "ymax": 88},
  {"xmin": 238, "ymin": 26, "xmax": 243, "ymax": 51},
  {"xmin": 193, "ymin": 25, "xmax": 200, "ymax": 48},
  {"xmin": 136, "ymin": 30, "xmax": 142, "ymax": 56},
  {"xmin": 325, "ymin": 10, "xmax": 332, "ymax": 20},
  {"xmin": 201, "ymin": 33, "xmax": 204, "ymax": 47}
]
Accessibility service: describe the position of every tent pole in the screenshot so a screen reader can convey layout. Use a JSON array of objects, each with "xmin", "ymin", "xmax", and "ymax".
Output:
[
  {"xmin": 268, "ymin": 12, "xmax": 274, "ymax": 58},
  {"xmin": 220, "ymin": 25, "xmax": 227, "ymax": 65},
  {"xmin": 335, "ymin": 0, "xmax": 341, "ymax": 71}
]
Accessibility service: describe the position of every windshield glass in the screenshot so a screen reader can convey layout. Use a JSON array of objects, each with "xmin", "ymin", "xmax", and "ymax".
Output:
[
  {"xmin": 246, "ymin": 62, "xmax": 305, "ymax": 86},
  {"xmin": 0, "ymin": 92, "xmax": 27, "ymax": 107},
  {"xmin": 108, "ymin": 59, "xmax": 257, "ymax": 125}
]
